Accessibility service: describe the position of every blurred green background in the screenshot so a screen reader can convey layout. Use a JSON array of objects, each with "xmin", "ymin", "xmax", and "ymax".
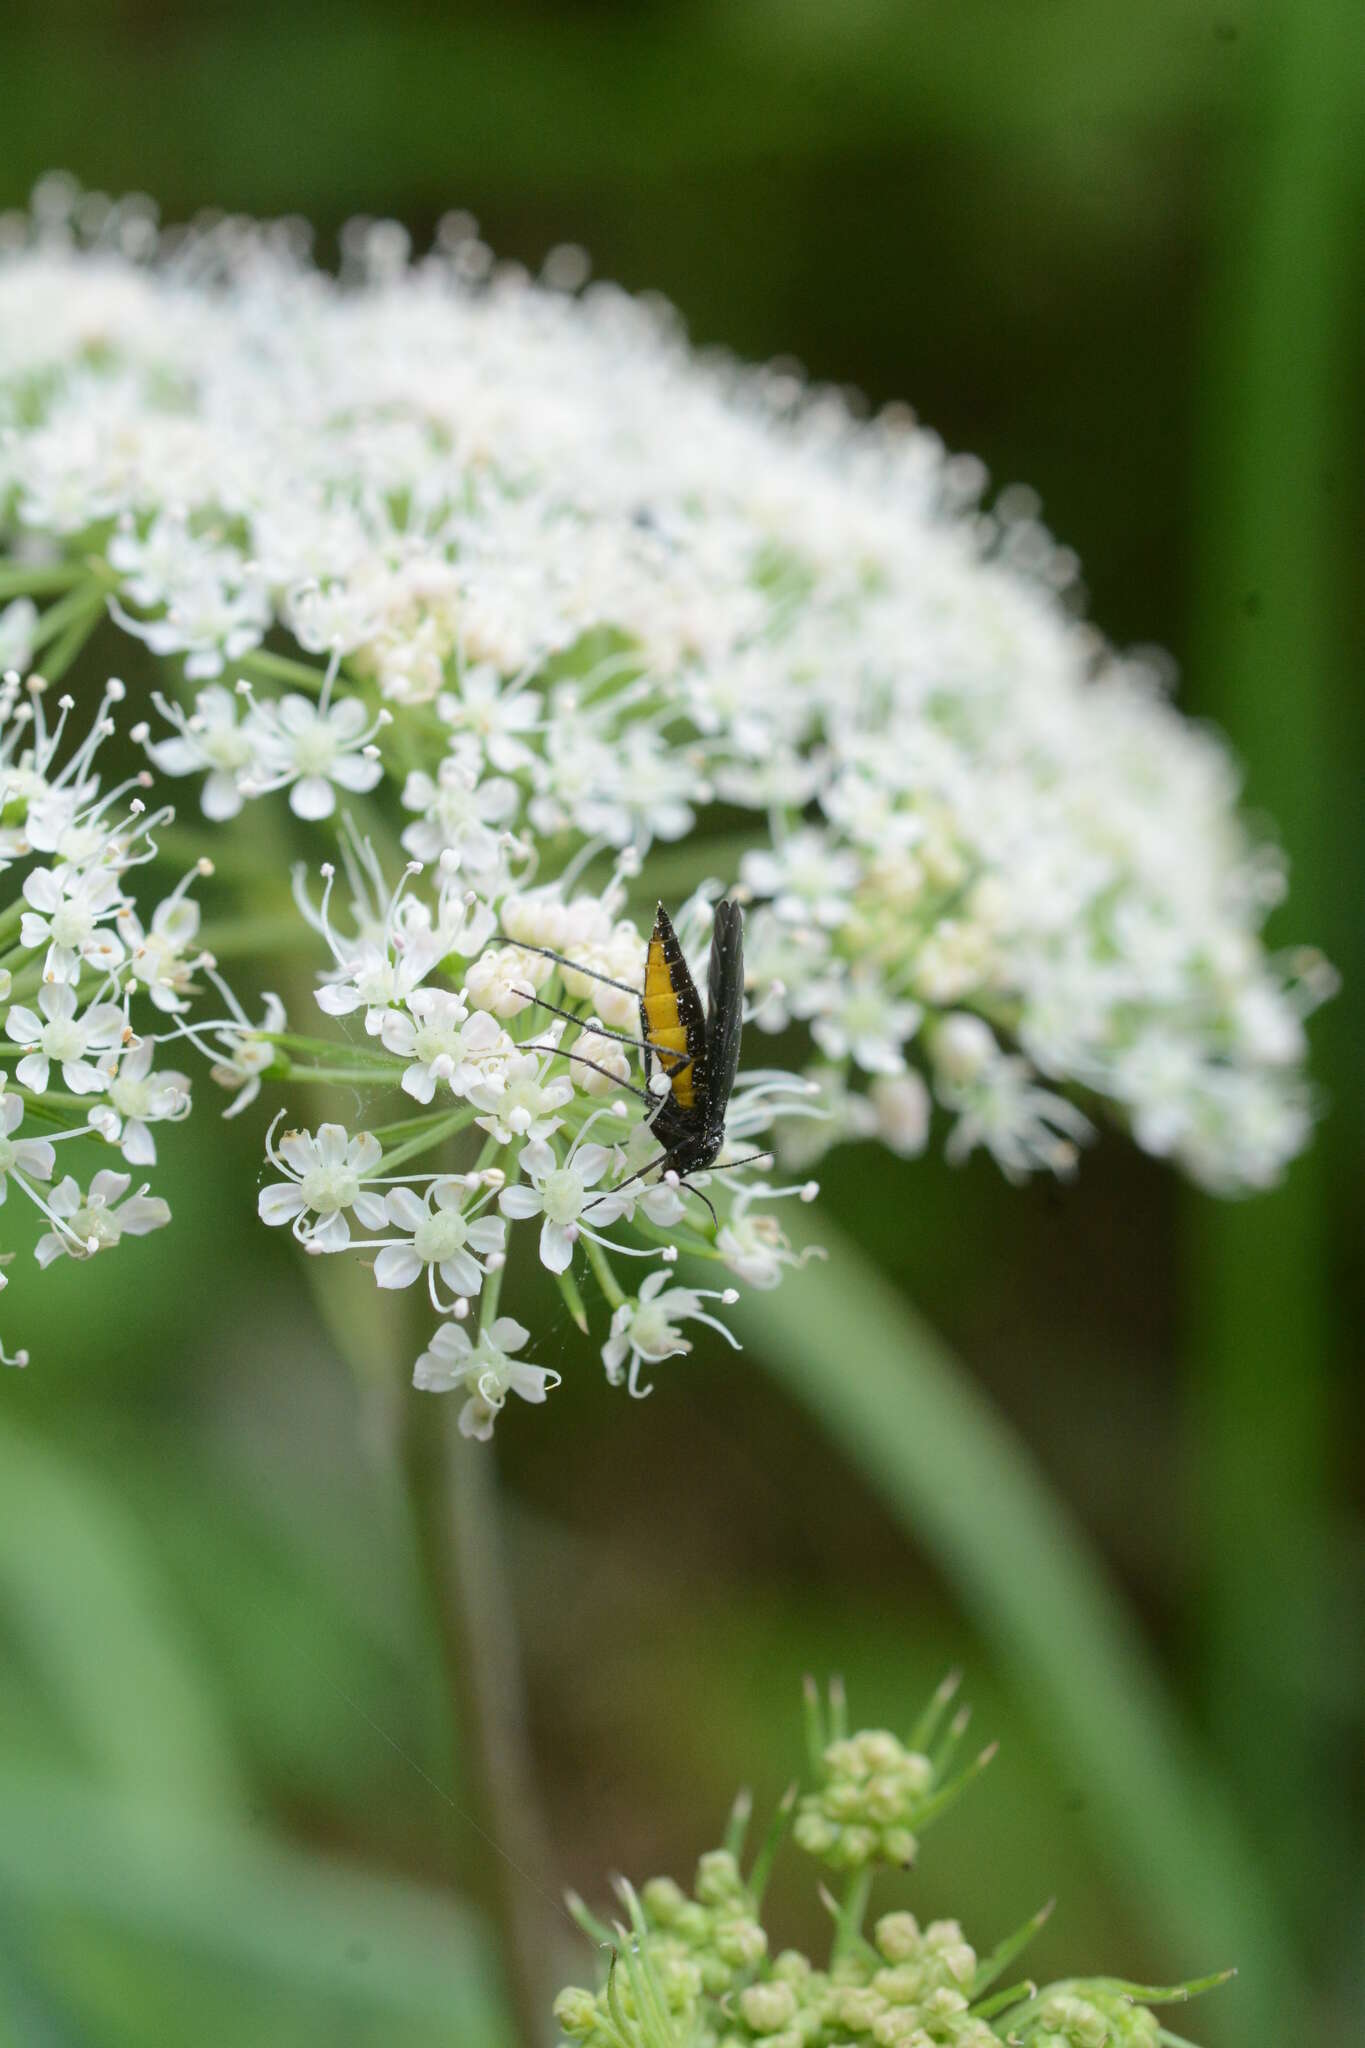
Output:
[{"xmin": 1, "ymin": 5, "xmax": 1361, "ymax": 2046}]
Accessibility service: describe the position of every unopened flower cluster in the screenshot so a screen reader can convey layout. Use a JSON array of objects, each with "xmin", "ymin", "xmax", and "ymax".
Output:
[
  {"xmin": 0, "ymin": 179, "xmax": 1333, "ymax": 1390},
  {"xmin": 0, "ymin": 669, "xmax": 251, "ymax": 1365},
  {"xmin": 554, "ymin": 1680, "xmax": 1226, "ymax": 2048}
]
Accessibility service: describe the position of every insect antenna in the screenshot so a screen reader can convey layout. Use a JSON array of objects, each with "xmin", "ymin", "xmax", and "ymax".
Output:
[
  {"xmin": 696, "ymin": 1151, "xmax": 774, "ymax": 1172},
  {"xmin": 509, "ymin": 985, "xmax": 687, "ymax": 1070},
  {"xmin": 516, "ymin": 1042, "xmax": 657, "ymax": 1105},
  {"xmin": 492, "ymin": 934, "xmax": 641, "ymax": 999}
]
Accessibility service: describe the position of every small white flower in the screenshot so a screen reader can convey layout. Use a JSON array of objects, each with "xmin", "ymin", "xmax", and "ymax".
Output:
[
  {"xmin": 473, "ymin": 1048, "xmax": 573, "ymax": 1144},
  {"xmin": 20, "ymin": 859, "xmax": 127, "ymax": 984},
  {"xmin": 118, "ymin": 889, "xmax": 206, "ymax": 1013},
  {"xmin": 463, "ymin": 942, "xmax": 553, "ymax": 1021},
  {"xmin": 145, "ymin": 683, "xmax": 257, "ymax": 820},
  {"xmin": 434, "ymin": 663, "xmax": 540, "ymax": 773},
  {"xmin": 111, "ymin": 567, "xmax": 270, "ymax": 679},
  {"xmin": 870, "ymin": 1071, "xmax": 932, "ymax": 1158},
  {"xmin": 372, "ymin": 1179, "xmax": 506, "ymax": 1308},
  {"xmin": 412, "ymin": 1314, "xmax": 559, "ymax": 1439},
  {"xmin": 34, "ymin": 1169, "xmax": 171, "ymax": 1265},
  {"xmin": 741, "ymin": 828, "xmax": 860, "ymax": 929},
  {"xmin": 801, "ymin": 968, "xmax": 921, "ymax": 1076},
  {"xmin": 207, "ymin": 989, "xmax": 286, "ymax": 1116},
  {"xmin": 498, "ymin": 1134, "xmax": 625, "ymax": 1274},
  {"xmin": 399, "ymin": 753, "xmax": 521, "ymax": 873},
  {"xmin": 600, "ymin": 1269, "xmax": 740, "ymax": 1397},
  {"xmin": 257, "ymin": 1120, "xmax": 388, "ymax": 1250},
  {"xmin": 105, "ymin": 1040, "xmax": 191, "ymax": 1164},
  {"xmin": 0, "ymin": 1092, "xmax": 56, "ymax": 1199},
  {"xmin": 5, "ymin": 981, "xmax": 127, "ymax": 1094},
  {"xmin": 249, "ymin": 691, "xmax": 386, "ymax": 820},
  {"xmin": 378, "ymin": 988, "xmax": 511, "ymax": 1105}
]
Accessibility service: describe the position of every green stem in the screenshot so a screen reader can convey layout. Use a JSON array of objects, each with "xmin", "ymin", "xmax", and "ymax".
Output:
[
  {"xmin": 235, "ymin": 647, "xmax": 329, "ymax": 693},
  {"xmin": 277, "ymin": 1064, "xmax": 402, "ymax": 1090},
  {"xmin": 1187, "ymin": 0, "xmax": 1357, "ymax": 1939},
  {"xmin": 196, "ymin": 910, "xmax": 322, "ymax": 961},
  {"xmin": 377, "ymin": 1109, "xmax": 476, "ymax": 1176},
  {"xmin": 0, "ymin": 560, "xmax": 90, "ymax": 599},
  {"xmin": 36, "ymin": 586, "xmax": 108, "ymax": 683},
  {"xmin": 400, "ymin": 1350, "xmax": 555, "ymax": 2048}
]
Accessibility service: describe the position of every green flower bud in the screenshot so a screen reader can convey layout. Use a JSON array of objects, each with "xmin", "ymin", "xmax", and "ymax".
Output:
[
  {"xmin": 713, "ymin": 1912, "xmax": 768, "ymax": 1970},
  {"xmin": 864, "ymin": 1772, "xmax": 912, "ymax": 1823},
  {"xmin": 696, "ymin": 1849, "xmax": 745, "ymax": 1905},
  {"xmin": 874, "ymin": 1912, "xmax": 922, "ymax": 1963},
  {"xmin": 845, "ymin": 1823, "xmax": 883, "ymax": 1867},
  {"xmin": 641, "ymin": 1875, "xmax": 689, "ymax": 1925},
  {"xmin": 552, "ymin": 1985, "xmax": 602, "ymax": 2038},
  {"xmin": 871, "ymin": 2014, "xmax": 934, "ymax": 2048},
  {"xmin": 823, "ymin": 1737, "xmax": 866, "ymax": 1779},
  {"xmin": 921, "ymin": 1983, "xmax": 969, "ymax": 2020},
  {"xmin": 853, "ymin": 1730, "xmax": 907, "ymax": 1775},
  {"xmin": 792, "ymin": 1808, "xmax": 838, "ymax": 1856},
  {"xmin": 872, "ymin": 1963, "xmax": 926, "ymax": 2006},
  {"xmin": 834, "ymin": 1985, "xmax": 887, "ymax": 2030},
  {"xmin": 738, "ymin": 1980, "xmax": 799, "ymax": 2033},
  {"xmin": 550, "ymin": 1688, "xmax": 1226, "ymax": 2048},
  {"xmin": 1035, "ymin": 1992, "xmax": 1110, "ymax": 2047},
  {"xmin": 674, "ymin": 1901, "xmax": 711, "ymax": 1943}
]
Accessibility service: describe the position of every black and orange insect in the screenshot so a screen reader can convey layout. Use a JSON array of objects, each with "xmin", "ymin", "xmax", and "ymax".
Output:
[{"xmin": 509, "ymin": 899, "xmax": 759, "ymax": 1195}]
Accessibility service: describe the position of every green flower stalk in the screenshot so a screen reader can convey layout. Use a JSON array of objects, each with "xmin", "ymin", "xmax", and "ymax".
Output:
[{"xmin": 553, "ymin": 1679, "xmax": 1231, "ymax": 2048}]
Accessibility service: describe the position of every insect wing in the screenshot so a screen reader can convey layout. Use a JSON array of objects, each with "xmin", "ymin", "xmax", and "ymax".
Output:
[{"xmin": 704, "ymin": 899, "xmax": 745, "ymax": 1116}]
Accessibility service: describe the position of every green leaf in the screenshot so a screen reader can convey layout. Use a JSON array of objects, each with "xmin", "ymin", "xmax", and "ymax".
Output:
[
  {"xmin": 735, "ymin": 1216, "xmax": 1303, "ymax": 2045},
  {"xmin": 0, "ymin": 1765, "xmax": 500, "ymax": 2029},
  {"xmin": 0, "ymin": 1416, "xmax": 240, "ymax": 1810}
]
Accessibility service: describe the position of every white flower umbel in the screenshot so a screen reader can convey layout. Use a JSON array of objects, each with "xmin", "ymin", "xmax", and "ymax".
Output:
[
  {"xmin": 411, "ymin": 1314, "xmax": 559, "ymax": 1439},
  {"xmin": 0, "ymin": 183, "xmax": 1337, "ymax": 1394},
  {"xmin": 257, "ymin": 1118, "xmax": 388, "ymax": 1251}
]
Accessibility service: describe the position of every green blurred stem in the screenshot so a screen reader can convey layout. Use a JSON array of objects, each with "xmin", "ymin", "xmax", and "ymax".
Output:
[
  {"xmin": 399, "ymin": 1290, "xmax": 555, "ymax": 2048},
  {"xmin": 0, "ymin": 559, "xmax": 89, "ymax": 598},
  {"xmin": 1188, "ymin": 0, "xmax": 1356, "ymax": 1924}
]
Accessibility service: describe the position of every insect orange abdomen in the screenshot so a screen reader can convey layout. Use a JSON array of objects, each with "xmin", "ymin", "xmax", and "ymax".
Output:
[{"xmin": 642, "ymin": 935, "xmax": 695, "ymax": 1108}]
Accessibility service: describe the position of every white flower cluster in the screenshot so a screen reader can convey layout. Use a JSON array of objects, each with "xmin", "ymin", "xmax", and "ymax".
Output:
[
  {"xmin": 0, "ymin": 179, "xmax": 1333, "ymax": 1409},
  {"xmin": 248, "ymin": 844, "xmax": 813, "ymax": 1437},
  {"xmin": 0, "ymin": 667, "xmax": 253, "ymax": 1363}
]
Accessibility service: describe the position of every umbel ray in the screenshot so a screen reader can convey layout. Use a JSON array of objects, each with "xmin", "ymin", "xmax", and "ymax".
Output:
[{"xmin": 508, "ymin": 899, "xmax": 771, "ymax": 1220}]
